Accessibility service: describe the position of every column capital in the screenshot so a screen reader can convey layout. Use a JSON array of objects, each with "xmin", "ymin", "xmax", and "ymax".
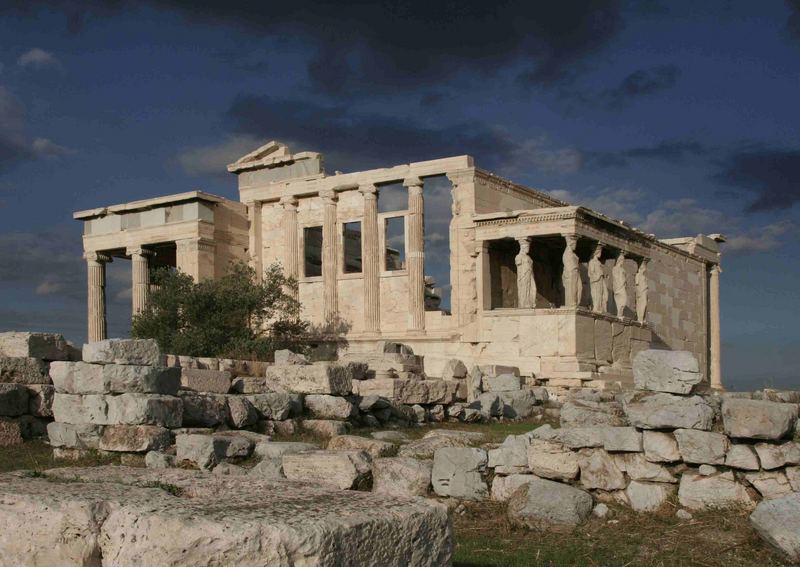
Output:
[
  {"xmin": 126, "ymin": 246, "xmax": 153, "ymax": 258},
  {"xmin": 358, "ymin": 183, "xmax": 378, "ymax": 198},
  {"xmin": 319, "ymin": 189, "xmax": 338, "ymax": 204},
  {"xmin": 84, "ymin": 251, "xmax": 111, "ymax": 264},
  {"xmin": 279, "ymin": 195, "xmax": 298, "ymax": 209},
  {"xmin": 710, "ymin": 263, "xmax": 722, "ymax": 275},
  {"xmin": 403, "ymin": 176, "xmax": 423, "ymax": 190}
]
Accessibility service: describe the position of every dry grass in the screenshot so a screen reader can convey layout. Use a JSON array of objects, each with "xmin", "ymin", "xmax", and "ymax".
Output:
[
  {"xmin": 452, "ymin": 500, "xmax": 789, "ymax": 567},
  {"xmin": 0, "ymin": 440, "xmax": 119, "ymax": 473}
]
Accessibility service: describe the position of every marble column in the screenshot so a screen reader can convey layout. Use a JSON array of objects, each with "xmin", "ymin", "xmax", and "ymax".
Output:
[
  {"xmin": 248, "ymin": 201, "xmax": 263, "ymax": 281},
  {"xmin": 360, "ymin": 184, "xmax": 380, "ymax": 334},
  {"xmin": 612, "ymin": 251, "xmax": 628, "ymax": 318},
  {"xmin": 561, "ymin": 234, "xmax": 580, "ymax": 308},
  {"xmin": 405, "ymin": 177, "xmax": 425, "ymax": 332},
  {"xmin": 127, "ymin": 247, "xmax": 152, "ymax": 317},
  {"xmin": 709, "ymin": 264, "xmax": 723, "ymax": 389},
  {"xmin": 515, "ymin": 236, "xmax": 536, "ymax": 308},
  {"xmin": 320, "ymin": 189, "xmax": 339, "ymax": 325},
  {"xmin": 85, "ymin": 252, "xmax": 110, "ymax": 343},
  {"xmin": 280, "ymin": 196, "xmax": 299, "ymax": 295},
  {"xmin": 588, "ymin": 243, "xmax": 608, "ymax": 313}
]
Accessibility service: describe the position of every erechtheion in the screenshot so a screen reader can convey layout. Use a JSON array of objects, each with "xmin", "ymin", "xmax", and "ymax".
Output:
[{"xmin": 73, "ymin": 141, "xmax": 724, "ymax": 389}]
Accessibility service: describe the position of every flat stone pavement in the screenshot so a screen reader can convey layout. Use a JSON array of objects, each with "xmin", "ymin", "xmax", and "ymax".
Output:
[{"xmin": 0, "ymin": 466, "xmax": 453, "ymax": 566}]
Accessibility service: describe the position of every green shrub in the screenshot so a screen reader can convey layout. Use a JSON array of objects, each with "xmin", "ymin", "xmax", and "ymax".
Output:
[{"xmin": 131, "ymin": 261, "xmax": 309, "ymax": 360}]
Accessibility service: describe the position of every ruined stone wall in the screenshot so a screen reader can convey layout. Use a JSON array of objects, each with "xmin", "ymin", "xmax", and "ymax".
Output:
[{"xmin": 646, "ymin": 245, "xmax": 708, "ymax": 373}]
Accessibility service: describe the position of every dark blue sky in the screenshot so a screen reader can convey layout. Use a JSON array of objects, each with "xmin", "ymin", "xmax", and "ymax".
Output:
[{"xmin": 0, "ymin": 1, "xmax": 798, "ymax": 390}]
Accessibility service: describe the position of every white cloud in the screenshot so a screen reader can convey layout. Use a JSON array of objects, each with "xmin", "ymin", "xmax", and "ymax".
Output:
[
  {"xmin": 17, "ymin": 49, "xmax": 62, "ymax": 71},
  {"xmin": 32, "ymin": 137, "xmax": 75, "ymax": 158},
  {"xmin": 35, "ymin": 278, "xmax": 63, "ymax": 296},
  {"xmin": 175, "ymin": 134, "xmax": 263, "ymax": 177},
  {"xmin": 506, "ymin": 136, "xmax": 582, "ymax": 175},
  {"xmin": 725, "ymin": 221, "xmax": 796, "ymax": 254},
  {"xmin": 640, "ymin": 198, "xmax": 727, "ymax": 237}
]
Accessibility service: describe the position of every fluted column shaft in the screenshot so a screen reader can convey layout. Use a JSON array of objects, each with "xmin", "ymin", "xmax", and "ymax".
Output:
[
  {"xmin": 709, "ymin": 264, "xmax": 722, "ymax": 389},
  {"xmin": 85, "ymin": 252, "xmax": 110, "ymax": 343},
  {"xmin": 127, "ymin": 247, "xmax": 151, "ymax": 317},
  {"xmin": 360, "ymin": 184, "xmax": 380, "ymax": 334},
  {"xmin": 405, "ymin": 177, "xmax": 425, "ymax": 332},
  {"xmin": 321, "ymin": 190, "xmax": 338, "ymax": 325},
  {"xmin": 280, "ymin": 196, "xmax": 299, "ymax": 297},
  {"xmin": 248, "ymin": 201, "xmax": 263, "ymax": 281}
]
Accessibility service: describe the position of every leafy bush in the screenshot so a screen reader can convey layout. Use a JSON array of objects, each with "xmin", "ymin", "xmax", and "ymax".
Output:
[{"xmin": 131, "ymin": 262, "xmax": 309, "ymax": 360}]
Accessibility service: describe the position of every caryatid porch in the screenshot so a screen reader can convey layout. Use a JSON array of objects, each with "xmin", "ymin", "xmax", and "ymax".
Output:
[{"xmin": 472, "ymin": 206, "xmax": 722, "ymax": 388}]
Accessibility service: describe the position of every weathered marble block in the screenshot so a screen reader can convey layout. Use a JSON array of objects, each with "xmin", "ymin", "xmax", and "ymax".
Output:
[
  {"xmin": 50, "ymin": 362, "xmax": 180, "ymax": 395},
  {"xmin": 282, "ymin": 449, "xmax": 373, "ymax": 490},
  {"xmin": 507, "ymin": 478, "xmax": 592, "ymax": 530},
  {"xmin": 431, "ymin": 447, "xmax": 488, "ymax": 500},
  {"xmin": 0, "ymin": 332, "xmax": 72, "ymax": 361},
  {"xmin": 180, "ymin": 368, "xmax": 232, "ymax": 394},
  {"xmin": 82, "ymin": 339, "xmax": 161, "ymax": 366},
  {"xmin": 357, "ymin": 379, "xmax": 457, "ymax": 405},
  {"xmin": 0, "ymin": 357, "xmax": 50, "ymax": 384},
  {"xmin": 47, "ymin": 422, "xmax": 104, "ymax": 449},
  {"xmin": 106, "ymin": 394, "xmax": 183, "ymax": 428},
  {"xmin": 632, "ymin": 349, "xmax": 702, "ymax": 394},
  {"xmin": 265, "ymin": 363, "xmax": 351, "ymax": 395},
  {"xmin": 722, "ymin": 398, "xmax": 797, "ymax": 440},
  {"xmin": 52, "ymin": 393, "xmax": 109, "ymax": 424},
  {"xmin": 750, "ymin": 493, "xmax": 800, "ymax": 562},
  {"xmin": 305, "ymin": 394, "xmax": 357, "ymax": 420},
  {"xmin": 245, "ymin": 392, "xmax": 300, "ymax": 420},
  {"xmin": 674, "ymin": 429, "xmax": 729, "ymax": 464},
  {"xmin": 373, "ymin": 457, "xmax": 433, "ymax": 497},
  {"xmin": 328, "ymin": 435, "xmax": 396, "ymax": 458},
  {"xmin": 99, "ymin": 425, "xmax": 171, "ymax": 453},
  {"xmin": 483, "ymin": 374, "xmax": 521, "ymax": 393},
  {"xmin": 179, "ymin": 393, "xmax": 229, "ymax": 427},
  {"xmin": 678, "ymin": 471, "xmax": 757, "ymax": 510},
  {"xmin": 27, "ymin": 384, "xmax": 54, "ymax": 417},
  {"xmin": 623, "ymin": 392, "xmax": 714, "ymax": 430}
]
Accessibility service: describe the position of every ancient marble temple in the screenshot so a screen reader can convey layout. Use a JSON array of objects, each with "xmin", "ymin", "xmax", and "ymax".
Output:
[{"xmin": 74, "ymin": 141, "xmax": 725, "ymax": 389}]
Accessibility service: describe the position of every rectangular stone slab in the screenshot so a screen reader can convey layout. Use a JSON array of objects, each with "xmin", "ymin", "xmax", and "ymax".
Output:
[
  {"xmin": 0, "ymin": 467, "xmax": 453, "ymax": 566},
  {"xmin": 265, "ymin": 363, "xmax": 352, "ymax": 395}
]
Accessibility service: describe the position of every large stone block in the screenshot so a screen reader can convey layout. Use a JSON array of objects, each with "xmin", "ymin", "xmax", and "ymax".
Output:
[
  {"xmin": 498, "ymin": 389, "xmax": 542, "ymax": 419},
  {"xmin": 180, "ymin": 369, "xmax": 232, "ymax": 394},
  {"xmin": 674, "ymin": 429, "xmax": 729, "ymax": 465},
  {"xmin": 625, "ymin": 480, "xmax": 675, "ymax": 512},
  {"xmin": 507, "ymin": 478, "xmax": 592, "ymax": 531},
  {"xmin": 99, "ymin": 425, "xmax": 171, "ymax": 453},
  {"xmin": 82, "ymin": 339, "xmax": 161, "ymax": 366},
  {"xmin": 106, "ymin": 394, "xmax": 183, "ymax": 428},
  {"xmin": 432, "ymin": 447, "xmax": 488, "ymax": 500},
  {"xmin": 226, "ymin": 396, "xmax": 258, "ymax": 428},
  {"xmin": 614, "ymin": 453, "xmax": 676, "ymax": 483},
  {"xmin": 483, "ymin": 374, "xmax": 521, "ymax": 393},
  {"xmin": 52, "ymin": 393, "xmax": 109, "ymax": 424},
  {"xmin": 179, "ymin": 393, "xmax": 229, "ymax": 427},
  {"xmin": 305, "ymin": 394, "xmax": 357, "ymax": 420},
  {"xmin": 527, "ymin": 439, "xmax": 579, "ymax": 480},
  {"xmin": 678, "ymin": 471, "xmax": 757, "ymax": 510},
  {"xmin": 328, "ymin": 435, "xmax": 396, "ymax": 458},
  {"xmin": 176, "ymin": 433, "xmax": 230, "ymax": 470},
  {"xmin": 301, "ymin": 419, "xmax": 351, "ymax": 438},
  {"xmin": 282, "ymin": 449, "xmax": 373, "ymax": 490},
  {"xmin": 0, "ymin": 357, "xmax": 50, "ymax": 384},
  {"xmin": 721, "ymin": 398, "xmax": 797, "ymax": 440},
  {"xmin": 560, "ymin": 399, "xmax": 626, "ymax": 428},
  {"xmin": 725, "ymin": 444, "xmax": 760, "ymax": 470},
  {"xmin": 246, "ymin": 392, "xmax": 300, "ymax": 420},
  {"xmin": 578, "ymin": 448, "xmax": 626, "ymax": 490},
  {"xmin": 623, "ymin": 392, "xmax": 714, "ymax": 430},
  {"xmin": 253, "ymin": 441, "xmax": 317, "ymax": 460},
  {"xmin": 50, "ymin": 362, "xmax": 180, "ymax": 395},
  {"xmin": 27, "ymin": 384, "xmax": 54, "ymax": 417},
  {"xmin": 0, "ymin": 383, "xmax": 29, "ymax": 416},
  {"xmin": 750, "ymin": 493, "xmax": 800, "ymax": 562},
  {"xmin": 398, "ymin": 435, "xmax": 472, "ymax": 460},
  {"xmin": 373, "ymin": 457, "xmax": 433, "ymax": 497},
  {"xmin": 441, "ymin": 359, "xmax": 467, "ymax": 380},
  {"xmin": 643, "ymin": 431, "xmax": 680, "ymax": 463},
  {"xmin": 632, "ymin": 349, "xmax": 702, "ymax": 394},
  {"xmin": 490, "ymin": 474, "xmax": 534, "ymax": 502},
  {"xmin": 746, "ymin": 471, "xmax": 793, "ymax": 500},
  {"xmin": 488, "ymin": 438, "xmax": 529, "ymax": 475},
  {"xmin": 47, "ymin": 422, "xmax": 104, "ymax": 449},
  {"xmin": 0, "ymin": 467, "xmax": 453, "ymax": 567},
  {"xmin": 0, "ymin": 332, "xmax": 72, "ymax": 361},
  {"xmin": 265, "ymin": 363, "xmax": 351, "ymax": 395}
]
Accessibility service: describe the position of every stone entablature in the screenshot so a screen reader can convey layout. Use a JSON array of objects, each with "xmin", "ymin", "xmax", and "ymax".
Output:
[{"xmin": 73, "ymin": 140, "xmax": 724, "ymax": 388}]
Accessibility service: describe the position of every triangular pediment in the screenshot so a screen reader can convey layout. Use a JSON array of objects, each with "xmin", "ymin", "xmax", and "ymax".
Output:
[{"xmin": 230, "ymin": 140, "xmax": 289, "ymax": 167}]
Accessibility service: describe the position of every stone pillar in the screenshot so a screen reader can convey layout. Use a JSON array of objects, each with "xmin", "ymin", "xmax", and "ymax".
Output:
[
  {"xmin": 515, "ymin": 236, "xmax": 536, "ymax": 308},
  {"xmin": 176, "ymin": 238, "xmax": 215, "ymax": 282},
  {"xmin": 248, "ymin": 201, "xmax": 263, "ymax": 281},
  {"xmin": 85, "ymin": 252, "xmax": 110, "ymax": 343},
  {"xmin": 280, "ymin": 196, "xmax": 299, "ymax": 295},
  {"xmin": 405, "ymin": 177, "xmax": 425, "ymax": 332},
  {"xmin": 709, "ymin": 264, "xmax": 723, "ymax": 389},
  {"xmin": 320, "ymin": 189, "xmax": 339, "ymax": 325},
  {"xmin": 127, "ymin": 247, "xmax": 152, "ymax": 317},
  {"xmin": 562, "ymin": 234, "xmax": 580, "ymax": 308},
  {"xmin": 360, "ymin": 184, "xmax": 380, "ymax": 334}
]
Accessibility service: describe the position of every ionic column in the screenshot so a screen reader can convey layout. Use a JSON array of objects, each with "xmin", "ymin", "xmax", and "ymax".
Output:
[
  {"xmin": 280, "ymin": 196, "xmax": 299, "ymax": 295},
  {"xmin": 360, "ymin": 184, "xmax": 380, "ymax": 334},
  {"xmin": 127, "ymin": 247, "xmax": 152, "ymax": 317},
  {"xmin": 709, "ymin": 264, "xmax": 723, "ymax": 389},
  {"xmin": 405, "ymin": 177, "xmax": 425, "ymax": 332},
  {"xmin": 248, "ymin": 201, "xmax": 263, "ymax": 281},
  {"xmin": 320, "ymin": 189, "xmax": 339, "ymax": 325},
  {"xmin": 85, "ymin": 252, "xmax": 111, "ymax": 343}
]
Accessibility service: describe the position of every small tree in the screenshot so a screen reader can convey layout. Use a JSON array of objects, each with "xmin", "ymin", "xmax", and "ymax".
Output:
[{"xmin": 131, "ymin": 261, "xmax": 309, "ymax": 360}]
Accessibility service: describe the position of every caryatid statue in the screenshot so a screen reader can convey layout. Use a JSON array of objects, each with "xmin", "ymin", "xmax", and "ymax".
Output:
[
  {"xmin": 588, "ymin": 243, "xmax": 608, "ymax": 313},
  {"xmin": 515, "ymin": 237, "xmax": 536, "ymax": 309},
  {"xmin": 612, "ymin": 251, "xmax": 628, "ymax": 318},
  {"xmin": 635, "ymin": 258, "xmax": 649, "ymax": 322},
  {"xmin": 561, "ymin": 235, "xmax": 581, "ymax": 307}
]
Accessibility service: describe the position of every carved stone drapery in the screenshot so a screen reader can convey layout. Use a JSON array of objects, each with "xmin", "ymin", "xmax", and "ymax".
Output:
[
  {"xmin": 612, "ymin": 251, "xmax": 628, "ymax": 318},
  {"xmin": 562, "ymin": 234, "xmax": 581, "ymax": 308},
  {"xmin": 360, "ymin": 184, "xmax": 380, "ymax": 334},
  {"xmin": 635, "ymin": 259, "xmax": 649, "ymax": 322},
  {"xmin": 405, "ymin": 177, "xmax": 425, "ymax": 332},
  {"xmin": 85, "ymin": 251, "xmax": 111, "ymax": 343},
  {"xmin": 588, "ymin": 243, "xmax": 608, "ymax": 313},
  {"xmin": 515, "ymin": 237, "xmax": 536, "ymax": 309}
]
